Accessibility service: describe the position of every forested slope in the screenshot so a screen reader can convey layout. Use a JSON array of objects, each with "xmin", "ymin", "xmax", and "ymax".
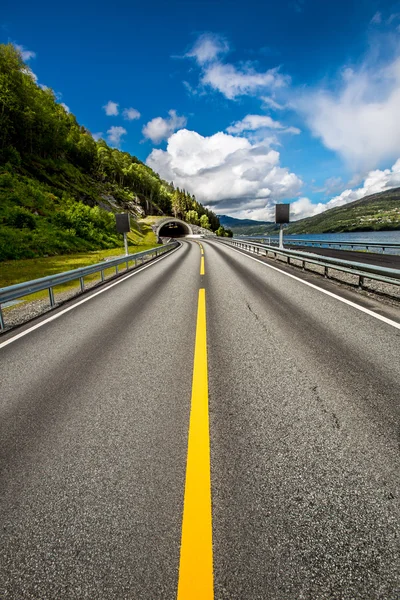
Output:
[
  {"xmin": 287, "ymin": 188, "xmax": 400, "ymax": 234},
  {"xmin": 219, "ymin": 189, "xmax": 400, "ymax": 236},
  {"xmin": 0, "ymin": 44, "xmax": 220, "ymax": 260}
]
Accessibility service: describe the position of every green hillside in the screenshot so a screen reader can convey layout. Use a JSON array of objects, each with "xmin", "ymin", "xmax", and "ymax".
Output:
[
  {"xmin": 287, "ymin": 188, "xmax": 400, "ymax": 234},
  {"xmin": 220, "ymin": 189, "xmax": 400, "ymax": 236},
  {"xmin": 218, "ymin": 215, "xmax": 273, "ymax": 236},
  {"xmin": 0, "ymin": 43, "xmax": 220, "ymax": 261}
]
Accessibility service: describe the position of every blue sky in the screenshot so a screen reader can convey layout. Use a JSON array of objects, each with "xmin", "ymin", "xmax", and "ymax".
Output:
[{"xmin": 3, "ymin": 0, "xmax": 400, "ymax": 220}]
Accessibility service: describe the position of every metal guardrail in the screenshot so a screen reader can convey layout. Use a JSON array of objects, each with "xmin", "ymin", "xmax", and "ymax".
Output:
[
  {"xmin": 0, "ymin": 242, "xmax": 179, "ymax": 331},
  {"xmin": 236, "ymin": 236, "xmax": 400, "ymax": 253},
  {"xmin": 220, "ymin": 239, "xmax": 400, "ymax": 289}
]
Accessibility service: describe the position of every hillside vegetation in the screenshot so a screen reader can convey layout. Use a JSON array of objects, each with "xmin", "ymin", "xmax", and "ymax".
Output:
[
  {"xmin": 0, "ymin": 44, "xmax": 221, "ymax": 261},
  {"xmin": 219, "ymin": 215, "xmax": 272, "ymax": 236},
  {"xmin": 286, "ymin": 188, "xmax": 400, "ymax": 234},
  {"xmin": 220, "ymin": 189, "xmax": 400, "ymax": 235}
]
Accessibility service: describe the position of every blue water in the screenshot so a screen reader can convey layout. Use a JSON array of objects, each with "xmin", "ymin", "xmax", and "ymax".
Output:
[
  {"xmin": 285, "ymin": 231, "xmax": 400, "ymax": 244},
  {"xmin": 238, "ymin": 231, "xmax": 400, "ymax": 254}
]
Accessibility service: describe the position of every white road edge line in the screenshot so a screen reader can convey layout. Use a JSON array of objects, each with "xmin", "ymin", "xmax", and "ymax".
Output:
[
  {"xmin": 218, "ymin": 242, "xmax": 400, "ymax": 331},
  {"xmin": 0, "ymin": 245, "xmax": 181, "ymax": 350}
]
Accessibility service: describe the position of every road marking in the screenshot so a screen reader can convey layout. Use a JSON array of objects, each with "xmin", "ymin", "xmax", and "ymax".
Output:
[
  {"xmin": 200, "ymin": 255, "xmax": 205, "ymax": 275},
  {"xmin": 219, "ymin": 243, "xmax": 400, "ymax": 331},
  {"xmin": 0, "ymin": 245, "xmax": 182, "ymax": 350},
  {"xmin": 177, "ymin": 288, "xmax": 214, "ymax": 599}
]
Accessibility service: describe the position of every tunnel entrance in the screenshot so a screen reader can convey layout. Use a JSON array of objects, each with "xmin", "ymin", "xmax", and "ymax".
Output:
[{"xmin": 157, "ymin": 219, "xmax": 192, "ymax": 238}]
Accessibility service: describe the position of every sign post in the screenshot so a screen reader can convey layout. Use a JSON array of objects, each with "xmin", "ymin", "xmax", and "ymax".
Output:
[
  {"xmin": 275, "ymin": 204, "xmax": 290, "ymax": 250},
  {"xmin": 115, "ymin": 213, "xmax": 130, "ymax": 256}
]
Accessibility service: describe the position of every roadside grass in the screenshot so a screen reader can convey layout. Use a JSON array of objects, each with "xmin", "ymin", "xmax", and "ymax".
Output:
[
  {"xmin": 0, "ymin": 219, "xmax": 160, "ymax": 315},
  {"xmin": 140, "ymin": 216, "xmax": 166, "ymax": 225},
  {"xmin": 1, "ymin": 220, "xmax": 159, "ymax": 286},
  {"xmin": 1, "ymin": 240, "xmax": 160, "ymax": 309}
]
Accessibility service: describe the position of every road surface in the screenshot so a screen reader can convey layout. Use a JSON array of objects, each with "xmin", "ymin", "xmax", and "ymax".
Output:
[
  {"xmin": 285, "ymin": 244, "xmax": 400, "ymax": 269},
  {"xmin": 1, "ymin": 239, "xmax": 399, "ymax": 599}
]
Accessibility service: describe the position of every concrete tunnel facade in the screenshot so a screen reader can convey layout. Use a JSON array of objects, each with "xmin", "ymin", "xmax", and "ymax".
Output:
[{"xmin": 156, "ymin": 218, "xmax": 193, "ymax": 239}]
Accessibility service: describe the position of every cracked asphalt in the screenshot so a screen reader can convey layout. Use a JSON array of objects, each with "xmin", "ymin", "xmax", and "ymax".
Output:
[{"xmin": 0, "ymin": 239, "xmax": 399, "ymax": 599}]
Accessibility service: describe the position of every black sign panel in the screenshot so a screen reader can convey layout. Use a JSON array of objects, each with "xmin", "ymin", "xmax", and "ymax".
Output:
[
  {"xmin": 275, "ymin": 204, "xmax": 290, "ymax": 224},
  {"xmin": 116, "ymin": 213, "xmax": 130, "ymax": 233}
]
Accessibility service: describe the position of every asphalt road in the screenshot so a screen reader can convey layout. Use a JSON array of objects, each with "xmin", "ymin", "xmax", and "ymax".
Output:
[
  {"xmin": 1, "ymin": 239, "xmax": 399, "ymax": 599},
  {"xmin": 285, "ymin": 245, "xmax": 400, "ymax": 269}
]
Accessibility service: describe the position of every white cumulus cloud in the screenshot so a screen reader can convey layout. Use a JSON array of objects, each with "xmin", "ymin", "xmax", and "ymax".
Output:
[
  {"xmin": 15, "ymin": 44, "xmax": 36, "ymax": 61},
  {"xmin": 92, "ymin": 132, "xmax": 104, "ymax": 141},
  {"xmin": 142, "ymin": 110, "xmax": 187, "ymax": 144},
  {"xmin": 60, "ymin": 102, "xmax": 70, "ymax": 113},
  {"xmin": 184, "ymin": 33, "xmax": 290, "ymax": 100},
  {"xmin": 103, "ymin": 101, "xmax": 119, "ymax": 116},
  {"xmin": 261, "ymin": 96, "xmax": 285, "ymax": 110},
  {"xmin": 201, "ymin": 63, "xmax": 289, "ymax": 100},
  {"xmin": 227, "ymin": 114, "xmax": 300, "ymax": 135},
  {"xmin": 283, "ymin": 159, "xmax": 400, "ymax": 222},
  {"xmin": 123, "ymin": 107, "xmax": 141, "ymax": 121},
  {"xmin": 146, "ymin": 128, "xmax": 302, "ymax": 214},
  {"xmin": 230, "ymin": 196, "xmax": 325, "ymax": 222},
  {"xmin": 185, "ymin": 33, "xmax": 229, "ymax": 65},
  {"xmin": 324, "ymin": 159, "xmax": 400, "ymax": 209},
  {"xmin": 107, "ymin": 126, "xmax": 127, "ymax": 146},
  {"xmin": 295, "ymin": 54, "xmax": 400, "ymax": 169},
  {"xmin": 370, "ymin": 11, "xmax": 382, "ymax": 24},
  {"xmin": 22, "ymin": 67, "xmax": 38, "ymax": 82}
]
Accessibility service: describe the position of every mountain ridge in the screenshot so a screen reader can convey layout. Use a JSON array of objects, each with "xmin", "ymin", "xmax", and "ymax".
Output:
[{"xmin": 219, "ymin": 188, "xmax": 400, "ymax": 235}]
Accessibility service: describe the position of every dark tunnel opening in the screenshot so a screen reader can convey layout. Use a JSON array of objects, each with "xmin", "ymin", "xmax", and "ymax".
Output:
[{"xmin": 158, "ymin": 222, "xmax": 190, "ymax": 238}]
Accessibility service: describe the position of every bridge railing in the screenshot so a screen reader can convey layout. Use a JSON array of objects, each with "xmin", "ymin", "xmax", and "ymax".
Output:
[
  {"xmin": 0, "ymin": 242, "xmax": 179, "ymax": 331},
  {"xmin": 219, "ymin": 239, "xmax": 400, "ymax": 289},
  {"xmin": 236, "ymin": 236, "xmax": 400, "ymax": 253}
]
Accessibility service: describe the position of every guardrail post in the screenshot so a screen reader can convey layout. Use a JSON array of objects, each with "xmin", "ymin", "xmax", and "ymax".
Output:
[
  {"xmin": 126, "ymin": 259, "xmax": 129, "ymax": 270},
  {"xmin": 80, "ymin": 277, "xmax": 85, "ymax": 292},
  {"xmin": 0, "ymin": 304, "xmax": 5, "ymax": 331},
  {"xmin": 49, "ymin": 287, "xmax": 55, "ymax": 307},
  {"xmin": 100, "ymin": 270, "xmax": 105, "ymax": 282},
  {"xmin": 359, "ymin": 275, "xmax": 364, "ymax": 289},
  {"xmin": 324, "ymin": 266, "xmax": 328, "ymax": 278},
  {"xmin": 115, "ymin": 264, "xmax": 119, "ymax": 274}
]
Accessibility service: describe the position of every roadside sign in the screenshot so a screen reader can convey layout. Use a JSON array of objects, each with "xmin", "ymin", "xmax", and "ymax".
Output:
[
  {"xmin": 115, "ymin": 213, "xmax": 130, "ymax": 233},
  {"xmin": 275, "ymin": 204, "xmax": 290, "ymax": 249},
  {"xmin": 275, "ymin": 204, "xmax": 290, "ymax": 224},
  {"xmin": 116, "ymin": 213, "xmax": 130, "ymax": 256}
]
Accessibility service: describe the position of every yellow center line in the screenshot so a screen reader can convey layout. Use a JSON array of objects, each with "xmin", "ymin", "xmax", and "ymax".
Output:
[
  {"xmin": 177, "ymin": 288, "xmax": 214, "ymax": 599},
  {"xmin": 200, "ymin": 256, "xmax": 205, "ymax": 275}
]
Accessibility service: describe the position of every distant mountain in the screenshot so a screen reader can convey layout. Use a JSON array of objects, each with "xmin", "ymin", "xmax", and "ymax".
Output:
[
  {"xmin": 286, "ymin": 187, "xmax": 400, "ymax": 234},
  {"xmin": 219, "ymin": 214, "xmax": 275, "ymax": 235},
  {"xmin": 219, "ymin": 215, "xmax": 273, "ymax": 228},
  {"xmin": 220, "ymin": 188, "xmax": 400, "ymax": 236}
]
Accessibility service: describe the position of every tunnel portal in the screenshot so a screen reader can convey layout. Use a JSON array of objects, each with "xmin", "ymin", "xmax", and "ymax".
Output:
[{"xmin": 157, "ymin": 219, "xmax": 192, "ymax": 238}]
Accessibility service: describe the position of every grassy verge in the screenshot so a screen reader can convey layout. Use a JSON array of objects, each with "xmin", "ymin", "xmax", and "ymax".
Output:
[
  {"xmin": 0, "ymin": 241, "xmax": 161, "ymax": 308},
  {"xmin": 1, "ymin": 220, "xmax": 158, "ymax": 286}
]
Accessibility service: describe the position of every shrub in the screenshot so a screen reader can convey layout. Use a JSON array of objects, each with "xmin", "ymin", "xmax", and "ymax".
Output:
[{"xmin": 6, "ymin": 207, "xmax": 37, "ymax": 230}]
